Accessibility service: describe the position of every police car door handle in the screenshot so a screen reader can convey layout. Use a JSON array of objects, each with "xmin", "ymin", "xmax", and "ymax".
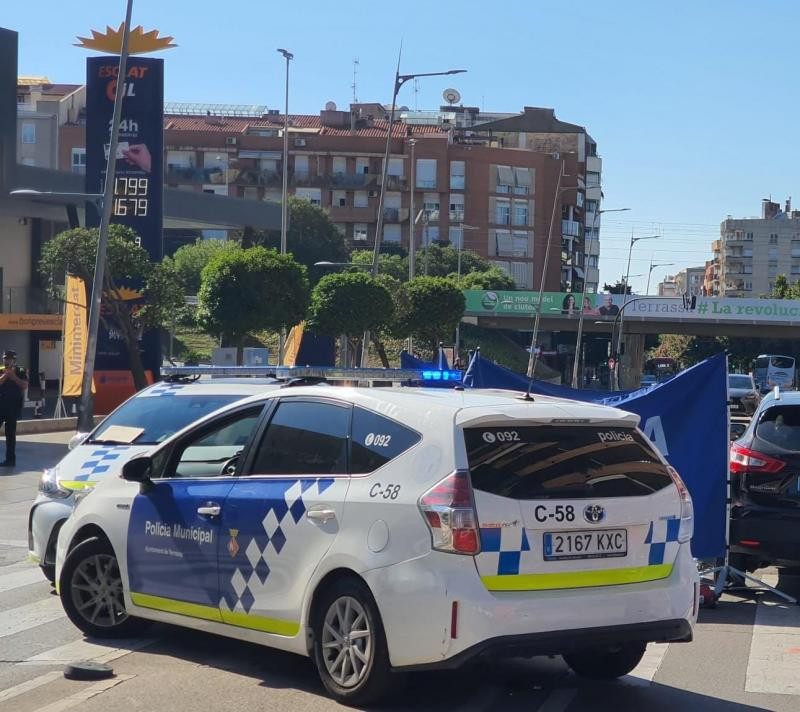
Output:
[
  {"xmin": 306, "ymin": 507, "xmax": 336, "ymax": 524},
  {"xmin": 197, "ymin": 504, "xmax": 221, "ymax": 517}
]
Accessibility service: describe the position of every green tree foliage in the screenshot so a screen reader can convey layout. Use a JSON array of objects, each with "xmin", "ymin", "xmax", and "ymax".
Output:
[
  {"xmin": 603, "ymin": 281, "xmax": 632, "ymax": 295},
  {"xmin": 416, "ymin": 244, "xmax": 493, "ymax": 279},
  {"xmin": 456, "ymin": 266, "xmax": 516, "ymax": 290},
  {"xmin": 349, "ymin": 250, "xmax": 408, "ymax": 281},
  {"xmin": 239, "ymin": 197, "xmax": 347, "ymax": 282},
  {"xmin": 394, "ymin": 276, "xmax": 465, "ymax": 351},
  {"xmin": 197, "ymin": 247, "xmax": 309, "ymax": 356},
  {"xmin": 306, "ymin": 272, "xmax": 393, "ymax": 339},
  {"xmin": 167, "ymin": 239, "xmax": 241, "ymax": 295},
  {"xmin": 39, "ymin": 225, "xmax": 183, "ymax": 390}
]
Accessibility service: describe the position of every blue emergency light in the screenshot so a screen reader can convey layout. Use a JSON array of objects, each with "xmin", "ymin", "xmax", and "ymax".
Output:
[
  {"xmin": 161, "ymin": 365, "xmax": 463, "ymax": 384},
  {"xmin": 421, "ymin": 369, "xmax": 462, "ymax": 382}
]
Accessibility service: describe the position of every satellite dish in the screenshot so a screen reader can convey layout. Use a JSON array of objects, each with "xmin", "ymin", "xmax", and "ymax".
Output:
[
  {"xmin": 324, "ymin": 101, "xmax": 337, "ymax": 111},
  {"xmin": 443, "ymin": 88, "xmax": 461, "ymax": 105}
]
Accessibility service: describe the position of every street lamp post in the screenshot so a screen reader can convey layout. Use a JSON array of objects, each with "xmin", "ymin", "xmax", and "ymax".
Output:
[
  {"xmin": 408, "ymin": 138, "xmax": 417, "ymax": 281},
  {"xmin": 454, "ymin": 223, "xmax": 478, "ymax": 360},
  {"xmin": 646, "ymin": 258, "xmax": 674, "ymax": 295},
  {"xmin": 570, "ymin": 206, "xmax": 630, "ymax": 388},
  {"xmin": 526, "ymin": 161, "xmax": 570, "ymax": 379},
  {"xmin": 277, "ymin": 48, "xmax": 293, "ymax": 366},
  {"xmin": 359, "ymin": 63, "xmax": 466, "ymax": 367},
  {"xmin": 614, "ymin": 234, "xmax": 659, "ymax": 389}
]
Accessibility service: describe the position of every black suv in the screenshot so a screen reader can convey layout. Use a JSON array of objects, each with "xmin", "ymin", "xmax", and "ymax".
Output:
[{"xmin": 730, "ymin": 391, "xmax": 800, "ymax": 571}]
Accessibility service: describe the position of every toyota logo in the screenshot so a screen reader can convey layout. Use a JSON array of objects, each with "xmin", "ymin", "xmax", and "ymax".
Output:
[{"xmin": 583, "ymin": 504, "xmax": 605, "ymax": 523}]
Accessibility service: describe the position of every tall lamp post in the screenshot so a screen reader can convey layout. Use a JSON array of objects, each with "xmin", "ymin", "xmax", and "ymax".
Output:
[
  {"xmin": 360, "ymin": 63, "xmax": 466, "ymax": 367},
  {"xmin": 454, "ymin": 223, "xmax": 478, "ymax": 359},
  {"xmin": 277, "ymin": 48, "xmax": 293, "ymax": 366},
  {"xmin": 614, "ymin": 234, "xmax": 658, "ymax": 389},
  {"xmin": 570, "ymin": 206, "xmax": 630, "ymax": 388},
  {"xmin": 646, "ymin": 258, "xmax": 674, "ymax": 295}
]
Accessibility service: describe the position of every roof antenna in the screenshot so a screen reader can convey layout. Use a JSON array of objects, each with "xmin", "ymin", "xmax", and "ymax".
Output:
[
  {"xmin": 519, "ymin": 346, "xmax": 536, "ymax": 402},
  {"xmin": 351, "ymin": 58, "xmax": 359, "ymax": 104}
]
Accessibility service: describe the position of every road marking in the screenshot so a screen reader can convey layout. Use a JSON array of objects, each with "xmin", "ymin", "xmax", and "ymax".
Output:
[
  {"xmin": 625, "ymin": 642, "xmax": 670, "ymax": 686},
  {"xmin": 0, "ymin": 566, "xmax": 45, "ymax": 593},
  {"xmin": 746, "ymin": 598, "xmax": 800, "ymax": 695},
  {"xmin": 22, "ymin": 637, "xmax": 155, "ymax": 665},
  {"xmin": 31, "ymin": 674, "xmax": 135, "ymax": 712},
  {"xmin": 0, "ymin": 597, "xmax": 64, "ymax": 638},
  {"xmin": 0, "ymin": 671, "xmax": 63, "ymax": 704}
]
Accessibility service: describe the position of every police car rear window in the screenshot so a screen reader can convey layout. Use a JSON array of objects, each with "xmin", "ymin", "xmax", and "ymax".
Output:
[
  {"xmin": 91, "ymin": 394, "xmax": 243, "ymax": 445},
  {"xmin": 465, "ymin": 425, "xmax": 672, "ymax": 500}
]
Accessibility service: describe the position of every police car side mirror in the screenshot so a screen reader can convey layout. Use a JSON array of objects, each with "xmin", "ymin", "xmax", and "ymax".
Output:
[{"xmin": 122, "ymin": 456, "xmax": 153, "ymax": 486}]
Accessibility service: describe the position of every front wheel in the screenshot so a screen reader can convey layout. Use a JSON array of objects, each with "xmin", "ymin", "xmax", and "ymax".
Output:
[
  {"xmin": 311, "ymin": 577, "xmax": 398, "ymax": 706},
  {"xmin": 564, "ymin": 642, "xmax": 646, "ymax": 679},
  {"xmin": 59, "ymin": 536, "xmax": 148, "ymax": 638}
]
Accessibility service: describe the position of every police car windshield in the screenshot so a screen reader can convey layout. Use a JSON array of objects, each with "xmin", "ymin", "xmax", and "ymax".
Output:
[{"xmin": 90, "ymin": 394, "xmax": 244, "ymax": 445}]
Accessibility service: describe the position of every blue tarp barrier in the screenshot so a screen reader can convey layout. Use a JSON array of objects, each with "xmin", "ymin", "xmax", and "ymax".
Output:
[{"xmin": 401, "ymin": 349, "xmax": 728, "ymax": 559}]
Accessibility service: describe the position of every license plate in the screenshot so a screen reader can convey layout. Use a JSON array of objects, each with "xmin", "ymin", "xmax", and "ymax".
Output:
[{"xmin": 544, "ymin": 529, "xmax": 627, "ymax": 561}]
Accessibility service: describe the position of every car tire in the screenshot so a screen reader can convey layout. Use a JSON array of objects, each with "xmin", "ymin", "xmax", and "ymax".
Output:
[
  {"xmin": 311, "ymin": 576, "xmax": 399, "ymax": 706},
  {"xmin": 40, "ymin": 563, "xmax": 56, "ymax": 585},
  {"xmin": 564, "ymin": 642, "xmax": 646, "ymax": 679},
  {"xmin": 59, "ymin": 536, "xmax": 148, "ymax": 639}
]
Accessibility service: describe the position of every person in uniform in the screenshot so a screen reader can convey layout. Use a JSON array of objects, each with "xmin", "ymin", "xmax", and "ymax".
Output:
[{"xmin": 0, "ymin": 350, "xmax": 28, "ymax": 466}]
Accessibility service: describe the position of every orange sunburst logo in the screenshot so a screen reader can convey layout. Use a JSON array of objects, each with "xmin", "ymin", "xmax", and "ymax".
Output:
[
  {"xmin": 75, "ymin": 24, "xmax": 177, "ymax": 55},
  {"xmin": 105, "ymin": 286, "xmax": 143, "ymax": 301}
]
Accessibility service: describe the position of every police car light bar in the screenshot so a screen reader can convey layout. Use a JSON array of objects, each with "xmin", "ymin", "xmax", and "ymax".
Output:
[{"xmin": 160, "ymin": 365, "xmax": 462, "ymax": 383}]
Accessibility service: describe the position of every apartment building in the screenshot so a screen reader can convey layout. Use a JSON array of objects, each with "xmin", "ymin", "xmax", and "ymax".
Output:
[
  {"xmin": 16, "ymin": 77, "xmax": 85, "ymax": 169},
  {"xmin": 657, "ymin": 274, "xmax": 678, "ymax": 297},
  {"xmin": 674, "ymin": 265, "xmax": 705, "ymax": 297},
  {"xmin": 713, "ymin": 199, "xmax": 800, "ymax": 296},
  {"xmin": 59, "ymin": 102, "xmax": 602, "ymax": 292}
]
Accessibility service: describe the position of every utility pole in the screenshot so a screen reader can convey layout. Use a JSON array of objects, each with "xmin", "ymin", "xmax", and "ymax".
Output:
[{"xmin": 277, "ymin": 48, "xmax": 293, "ymax": 366}]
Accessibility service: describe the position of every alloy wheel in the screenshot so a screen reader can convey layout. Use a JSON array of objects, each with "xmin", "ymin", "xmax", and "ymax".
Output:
[
  {"xmin": 321, "ymin": 595, "xmax": 372, "ymax": 688},
  {"xmin": 69, "ymin": 553, "xmax": 127, "ymax": 628}
]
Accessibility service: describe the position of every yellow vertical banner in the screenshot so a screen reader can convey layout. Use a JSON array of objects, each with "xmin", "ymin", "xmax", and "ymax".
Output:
[
  {"xmin": 283, "ymin": 322, "xmax": 304, "ymax": 367},
  {"xmin": 62, "ymin": 275, "xmax": 93, "ymax": 396}
]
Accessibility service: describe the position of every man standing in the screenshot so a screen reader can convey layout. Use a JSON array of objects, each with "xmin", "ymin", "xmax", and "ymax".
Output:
[{"xmin": 0, "ymin": 350, "xmax": 28, "ymax": 466}]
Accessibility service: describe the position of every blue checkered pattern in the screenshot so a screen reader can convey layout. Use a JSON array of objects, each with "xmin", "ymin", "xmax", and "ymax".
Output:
[
  {"xmin": 645, "ymin": 517, "xmax": 681, "ymax": 565},
  {"xmin": 221, "ymin": 477, "xmax": 335, "ymax": 614},
  {"xmin": 73, "ymin": 446, "xmax": 131, "ymax": 482},
  {"xmin": 479, "ymin": 526, "xmax": 532, "ymax": 576},
  {"xmin": 146, "ymin": 383, "xmax": 186, "ymax": 397}
]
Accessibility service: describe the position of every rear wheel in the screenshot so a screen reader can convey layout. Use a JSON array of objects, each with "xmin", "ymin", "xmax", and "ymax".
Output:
[
  {"xmin": 564, "ymin": 642, "xmax": 646, "ymax": 679},
  {"xmin": 311, "ymin": 577, "xmax": 398, "ymax": 706},
  {"xmin": 59, "ymin": 537, "xmax": 148, "ymax": 638}
]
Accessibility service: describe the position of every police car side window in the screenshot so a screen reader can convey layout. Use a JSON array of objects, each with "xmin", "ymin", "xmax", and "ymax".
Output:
[
  {"xmin": 251, "ymin": 400, "xmax": 349, "ymax": 476},
  {"xmin": 169, "ymin": 407, "xmax": 263, "ymax": 479},
  {"xmin": 350, "ymin": 407, "xmax": 421, "ymax": 474}
]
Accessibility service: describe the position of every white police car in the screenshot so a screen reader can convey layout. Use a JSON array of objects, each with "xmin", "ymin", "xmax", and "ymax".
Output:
[
  {"xmin": 55, "ymin": 369, "xmax": 697, "ymax": 706},
  {"xmin": 30, "ymin": 378, "xmax": 280, "ymax": 582}
]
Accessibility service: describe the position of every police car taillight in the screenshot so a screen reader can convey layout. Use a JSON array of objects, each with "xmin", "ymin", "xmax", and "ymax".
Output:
[
  {"xmin": 668, "ymin": 466, "xmax": 694, "ymax": 544},
  {"xmin": 418, "ymin": 470, "xmax": 480, "ymax": 555}
]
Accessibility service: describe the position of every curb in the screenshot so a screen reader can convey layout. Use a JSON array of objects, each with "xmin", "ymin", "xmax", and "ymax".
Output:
[{"xmin": 16, "ymin": 416, "xmax": 105, "ymax": 435}]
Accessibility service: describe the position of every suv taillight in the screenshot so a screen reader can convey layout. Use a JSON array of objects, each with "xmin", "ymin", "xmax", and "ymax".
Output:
[
  {"xmin": 730, "ymin": 443, "xmax": 786, "ymax": 474},
  {"xmin": 668, "ymin": 466, "xmax": 694, "ymax": 544},
  {"xmin": 418, "ymin": 470, "xmax": 480, "ymax": 555}
]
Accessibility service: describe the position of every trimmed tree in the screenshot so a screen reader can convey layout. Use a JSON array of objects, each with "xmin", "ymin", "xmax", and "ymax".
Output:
[
  {"xmin": 456, "ymin": 266, "xmax": 516, "ymax": 290},
  {"xmin": 39, "ymin": 225, "xmax": 183, "ymax": 390},
  {"xmin": 197, "ymin": 247, "xmax": 309, "ymax": 359},
  {"xmin": 167, "ymin": 238, "xmax": 241, "ymax": 295},
  {"xmin": 306, "ymin": 272, "xmax": 393, "ymax": 365},
  {"xmin": 394, "ymin": 276, "xmax": 466, "ymax": 353}
]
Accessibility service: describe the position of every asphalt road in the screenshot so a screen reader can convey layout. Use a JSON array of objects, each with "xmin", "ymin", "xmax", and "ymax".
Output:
[{"xmin": 1, "ymin": 434, "xmax": 799, "ymax": 711}]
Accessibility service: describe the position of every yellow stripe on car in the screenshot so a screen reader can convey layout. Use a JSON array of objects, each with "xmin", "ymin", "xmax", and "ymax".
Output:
[
  {"xmin": 130, "ymin": 592, "xmax": 300, "ymax": 636},
  {"xmin": 60, "ymin": 480, "xmax": 97, "ymax": 491},
  {"xmin": 481, "ymin": 564, "xmax": 673, "ymax": 592}
]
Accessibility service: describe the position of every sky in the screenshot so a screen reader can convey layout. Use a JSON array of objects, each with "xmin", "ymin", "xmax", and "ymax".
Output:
[{"xmin": 5, "ymin": 0, "xmax": 800, "ymax": 293}]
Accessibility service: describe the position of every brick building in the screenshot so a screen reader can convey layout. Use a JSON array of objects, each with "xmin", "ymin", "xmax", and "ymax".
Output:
[{"xmin": 59, "ymin": 102, "xmax": 602, "ymax": 292}]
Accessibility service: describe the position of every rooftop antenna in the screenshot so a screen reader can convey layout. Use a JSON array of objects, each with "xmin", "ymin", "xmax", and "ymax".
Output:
[{"xmin": 351, "ymin": 58, "xmax": 359, "ymax": 103}]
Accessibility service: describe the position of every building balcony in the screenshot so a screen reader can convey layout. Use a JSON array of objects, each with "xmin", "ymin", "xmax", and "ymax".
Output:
[
  {"xmin": 327, "ymin": 206, "xmax": 377, "ymax": 222},
  {"xmin": 383, "ymin": 208, "xmax": 409, "ymax": 223},
  {"xmin": 290, "ymin": 172, "xmax": 328, "ymax": 188},
  {"xmin": 449, "ymin": 210, "xmax": 465, "ymax": 222},
  {"xmin": 381, "ymin": 175, "xmax": 407, "ymax": 190},
  {"xmin": 562, "ymin": 219, "xmax": 582, "ymax": 237},
  {"xmin": 330, "ymin": 173, "xmax": 380, "ymax": 189},
  {"xmin": 237, "ymin": 169, "xmax": 281, "ymax": 187}
]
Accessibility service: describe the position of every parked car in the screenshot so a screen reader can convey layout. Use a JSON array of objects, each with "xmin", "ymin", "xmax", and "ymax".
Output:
[
  {"xmin": 640, "ymin": 374, "xmax": 658, "ymax": 388},
  {"xmin": 728, "ymin": 373, "xmax": 761, "ymax": 416},
  {"xmin": 730, "ymin": 390, "xmax": 800, "ymax": 572},
  {"xmin": 55, "ymin": 381, "xmax": 698, "ymax": 706},
  {"xmin": 29, "ymin": 378, "xmax": 280, "ymax": 582}
]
